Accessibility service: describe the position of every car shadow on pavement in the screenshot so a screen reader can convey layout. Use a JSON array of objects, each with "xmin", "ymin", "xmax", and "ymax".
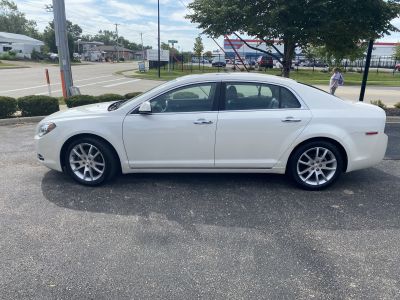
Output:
[
  {"xmin": 40, "ymin": 168, "xmax": 400, "ymax": 297},
  {"xmin": 41, "ymin": 168, "xmax": 400, "ymax": 231}
]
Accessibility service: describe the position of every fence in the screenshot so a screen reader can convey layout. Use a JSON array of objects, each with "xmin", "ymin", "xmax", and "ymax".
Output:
[{"xmin": 147, "ymin": 54, "xmax": 399, "ymax": 74}]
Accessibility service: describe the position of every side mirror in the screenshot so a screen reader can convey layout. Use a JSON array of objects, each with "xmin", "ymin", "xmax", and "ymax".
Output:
[{"xmin": 138, "ymin": 101, "xmax": 152, "ymax": 114}]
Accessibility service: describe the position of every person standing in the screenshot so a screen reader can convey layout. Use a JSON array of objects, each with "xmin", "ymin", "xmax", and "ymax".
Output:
[{"xmin": 329, "ymin": 67, "xmax": 344, "ymax": 95}]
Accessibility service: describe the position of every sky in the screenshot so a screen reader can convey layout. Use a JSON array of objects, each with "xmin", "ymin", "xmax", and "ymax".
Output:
[{"xmin": 15, "ymin": 0, "xmax": 400, "ymax": 52}]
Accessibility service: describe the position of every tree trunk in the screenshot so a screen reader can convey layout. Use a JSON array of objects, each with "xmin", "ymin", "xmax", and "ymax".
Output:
[{"xmin": 282, "ymin": 38, "xmax": 296, "ymax": 78}]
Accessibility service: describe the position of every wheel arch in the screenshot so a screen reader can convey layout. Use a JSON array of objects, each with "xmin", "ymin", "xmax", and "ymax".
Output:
[
  {"xmin": 60, "ymin": 133, "xmax": 122, "ymax": 172},
  {"xmin": 288, "ymin": 137, "xmax": 348, "ymax": 172}
]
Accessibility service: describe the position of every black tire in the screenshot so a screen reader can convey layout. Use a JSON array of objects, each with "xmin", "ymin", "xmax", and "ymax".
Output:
[
  {"xmin": 288, "ymin": 141, "xmax": 343, "ymax": 190},
  {"xmin": 64, "ymin": 137, "xmax": 119, "ymax": 186}
]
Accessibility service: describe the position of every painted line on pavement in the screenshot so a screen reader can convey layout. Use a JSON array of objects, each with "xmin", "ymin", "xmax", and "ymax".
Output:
[
  {"xmin": 76, "ymin": 78, "xmax": 126, "ymax": 88},
  {"xmin": 103, "ymin": 79, "xmax": 141, "ymax": 88},
  {"xmin": 1, "ymin": 75, "xmax": 115, "ymax": 93}
]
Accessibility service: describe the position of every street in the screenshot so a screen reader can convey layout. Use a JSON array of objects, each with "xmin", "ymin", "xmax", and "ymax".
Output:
[
  {"xmin": 0, "ymin": 62, "xmax": 160, "ymax": 98},
  {"xmin": 0, "ymin": 122, "xmax": 399, "ymax": 299}
]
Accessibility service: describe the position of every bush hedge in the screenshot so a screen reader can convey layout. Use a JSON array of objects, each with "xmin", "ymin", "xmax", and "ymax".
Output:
[
  {"xmin": 96, "ymin": 93, "xmax": 124, "ymax": 102},
  {"xmin": 65, "ymin": 95, "xmax": 97, "ymax": 108},
  {"xmin": 124, "ymin": 92, "xmax": 143, "ymax": 99},
  {"xmin": 18, "ymin": 95, "xmax": 59, "ymax": 117},
  {"xmin": 394, "ymin": 102, "xmax": 400, "ymax": 109},
  {"xmin": 0, "ymin": 96, "xmax": 18, "ymax": 118}
]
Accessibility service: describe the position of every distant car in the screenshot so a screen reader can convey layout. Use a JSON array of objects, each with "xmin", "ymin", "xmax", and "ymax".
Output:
[
  {"xmin": 48, "ymin": 52, "xmax": 59, "ymax": 61},
  {"xmin": 395, "ymin": 64, "xmax": 400, "ymax": 71},
  {"xmin": 257, "ymin": 55, "xmax": 274, "ymax": 68},
  {"xmin": 302, "ymin": 60, "xmax": 328, "ymax": 68},
  {"xmin": 212, "ymin": 57, "xmax": 226, "ymax": 67},
  {"xmin": 35, "ymin": 73, "xmax": 388, "ymax": 190}
]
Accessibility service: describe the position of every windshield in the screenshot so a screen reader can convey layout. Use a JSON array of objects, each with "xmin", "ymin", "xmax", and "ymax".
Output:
[{"xmin": 116, "ymin": 80, "xmax": 175, "ymax": 109}]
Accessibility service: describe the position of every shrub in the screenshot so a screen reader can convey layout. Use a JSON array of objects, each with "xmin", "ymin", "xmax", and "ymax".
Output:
[
  {"xmin": 124, "ymin": 92, "xmax": 143, "ymax": 99},
  {"xmin": 394, "ymin": 102, "xmax": 400, "ymax": 109},
  {"xmin": 0, "ymin": 96, "xmax": 18, "ymax": 118},
  {"xmin": 96, "ymin": 93, "xmax": 124, "ymax": 103},
  {"xmin": 18, "ymin": 95, "xmax": 59, "ymax": 117},
  {"xmin": 65, "ymin": 95, "xmax": 97, "ymax": 108},
  {"xmin": 370, "ymin": 100, "xmax": 387, "ymax": 109}
]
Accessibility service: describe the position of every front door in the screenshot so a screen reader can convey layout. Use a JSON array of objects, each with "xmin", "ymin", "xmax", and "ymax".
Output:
[{"xmin": 123, "ymin": 82, "xmax": 219, "ymax": 168}]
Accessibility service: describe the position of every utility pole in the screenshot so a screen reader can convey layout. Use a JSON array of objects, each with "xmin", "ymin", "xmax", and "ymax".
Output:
[
  {"xmin": 359, "ymin": 39, "xmax": 374, "ymax": 102},
  {"xmin": 115, "ymin": 23, "xmax": 120, "ymax": 62},
  {"xmin": 140, "ymin": 32, "xmax": 144, "ymax": 60},
  {"xmin": 51, "ymin": 0, "xmax": 73, "ymax": 97},
  {"xmin": 157, "ymin": 0, "xmax": 161, "ymax": 78}
]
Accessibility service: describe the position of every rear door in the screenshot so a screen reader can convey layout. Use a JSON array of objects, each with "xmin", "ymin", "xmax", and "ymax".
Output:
[{"xmin": 215, "ymin": 82, "xmax": 312, "ymax": 168}]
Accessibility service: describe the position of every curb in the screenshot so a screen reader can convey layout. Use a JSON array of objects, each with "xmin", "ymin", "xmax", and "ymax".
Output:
[{"xmin": 0, "ymin": 116, "xmax": 45, "ymax": 126}]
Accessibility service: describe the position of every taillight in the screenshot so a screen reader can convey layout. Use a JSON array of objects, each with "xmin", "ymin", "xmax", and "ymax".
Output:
[{"xmin": 365, "ymin": 132, "xmax": 378, "ymax": 135}]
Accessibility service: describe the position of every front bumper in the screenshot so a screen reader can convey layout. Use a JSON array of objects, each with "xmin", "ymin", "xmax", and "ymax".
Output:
[{"xmin": 35, "ymin": 134, "xmax": 63, "ymax": 172}]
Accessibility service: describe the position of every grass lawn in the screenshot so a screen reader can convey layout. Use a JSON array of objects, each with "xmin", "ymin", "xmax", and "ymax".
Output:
[
  {"xmin": 121, "ymin": 66, "xmax": 400, "ymax": 87},
  {"xmin": 0, "ymin": 60, "xmax": 29, "ymax": 69}
]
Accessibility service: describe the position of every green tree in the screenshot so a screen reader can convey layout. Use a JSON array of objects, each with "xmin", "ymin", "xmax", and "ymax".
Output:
[
  {"xmin": 394, "ymin": 43, "xmax": 400, "ymax": 60},
  {"xmin": 0, "ymin": 0, "xmax": 40, "ymax": 38},
  {"xmin": 42, "ymin": 20, "xmax": 82, "ymax": 58},
  {"xmin": 204, "ymin": 50, "xmax": 213, "ymax": 59},
  {"xmin": 187, "ymin": 0, "xmax": 400, "ymax": 77},
  {"xmin": 193, "ymin": 35, "xmax": 204, "ymax": 57}
]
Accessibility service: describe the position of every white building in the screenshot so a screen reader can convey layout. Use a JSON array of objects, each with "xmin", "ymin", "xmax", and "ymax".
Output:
[{"xmin": 0, "ymin": 32, "xmax": 44, "ymax": 59}]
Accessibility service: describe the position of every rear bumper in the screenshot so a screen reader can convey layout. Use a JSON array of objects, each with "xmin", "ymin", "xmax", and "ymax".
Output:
[{"xmin": 346, "ymin": 133, "xmax": 388, "ymax": 172}]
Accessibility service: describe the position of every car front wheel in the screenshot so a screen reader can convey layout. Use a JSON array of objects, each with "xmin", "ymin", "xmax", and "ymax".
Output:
[
  {"xmin": 64, "ymin": 137, "xmax": 118, "ymax": 186},
  {"xmin": 288, "ymin": 141, "xmax": 343, "ymax": 190}
]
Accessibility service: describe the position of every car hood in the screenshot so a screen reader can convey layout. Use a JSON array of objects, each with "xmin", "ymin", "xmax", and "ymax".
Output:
[{"xmin": 43, "ymin": 101, "xmax": 114, "ymax": 121}]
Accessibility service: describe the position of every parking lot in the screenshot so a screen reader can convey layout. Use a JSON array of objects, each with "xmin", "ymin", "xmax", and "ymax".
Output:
[{"xmin": 0, "ymin": 121, "xmax": 399, "ymax": 299}]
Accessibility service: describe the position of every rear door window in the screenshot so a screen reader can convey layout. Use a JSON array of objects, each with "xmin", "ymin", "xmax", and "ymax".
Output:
[{"xmin": 224, "ymin": 82, "xmax": 301, "ymax": 110}]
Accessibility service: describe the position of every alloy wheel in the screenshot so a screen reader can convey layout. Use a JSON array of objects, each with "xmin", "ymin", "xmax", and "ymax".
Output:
[
  {"xmin": 296, "ymin": 147, "xmax": 337, "ymax": 186},
  {"xmin": 69, "ymin": 143, "xmax": 105, "ymax": 182}
]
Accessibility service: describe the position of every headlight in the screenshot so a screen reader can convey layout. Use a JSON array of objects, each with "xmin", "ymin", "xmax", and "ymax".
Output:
[{"xmin": 38, "ymin": 122, "xmax": 56, "ymax": 137}]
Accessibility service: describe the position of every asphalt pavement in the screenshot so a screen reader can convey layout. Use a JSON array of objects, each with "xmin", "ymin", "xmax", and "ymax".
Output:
[
  {"xmin": 0, "ymin": 122, "xmax": 399, "ymax": 299},
  {"xmin": 0, "ymin": 62, "xmax": 160, "ymax": 98}
]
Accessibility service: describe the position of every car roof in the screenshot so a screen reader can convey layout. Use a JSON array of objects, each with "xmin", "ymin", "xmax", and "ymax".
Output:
[{"xmin": 175, "ymin": 73, "xmax": 297, "ymax": 86}]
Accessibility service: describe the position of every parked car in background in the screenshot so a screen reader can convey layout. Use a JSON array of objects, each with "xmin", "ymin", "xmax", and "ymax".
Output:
[
  {"xmin": 257, "ymin": 55, "xmax": 274, "ymax": 68},
  {"xmin": 301, "ymin": 60, "xmax": 328, "ymax": 68},
  {"xmin": 35, "ymin": 73, "xmax": 387, "ymax": 190},
  {"xmin": 212, "ymin": 56, "xmax": 226, "ymax": 67},
  {"xmin": 395, "ymin": 63, "xmax": 400, "ymax": 71}
]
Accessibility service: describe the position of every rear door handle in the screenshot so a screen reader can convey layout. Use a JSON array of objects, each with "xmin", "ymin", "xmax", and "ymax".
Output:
[
  {"xmin": 281, "ymin": 117, "xmax": 301, "ymax": 123},
  {"xmin": 194, "ymin": 118, "xmax": 213, "ymax": 125}
]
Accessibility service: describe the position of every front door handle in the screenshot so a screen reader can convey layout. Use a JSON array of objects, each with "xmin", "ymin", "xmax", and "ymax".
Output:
[
  {"xmin": 281, "ymin": 117, "xmax": 301, "ymax": 123},
  {"xmin": 194, "ymin": 118, "xmax": 213, "ymax": 125}
]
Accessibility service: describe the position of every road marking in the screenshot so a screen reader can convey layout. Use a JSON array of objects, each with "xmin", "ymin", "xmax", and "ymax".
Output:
[
  {"xmin": 1, "ymin": 75, "xmax": 114, "ymax": 93},
  {"xmin": 76, "ymin": 78, "xmax": 126, "ymax": 88},
  {"xmin": 35, "ymin": 89, "xmax": 62, "ymax": 95},
  {"xmin": 103, "ymin": 79, "xmax": 141, "ymax": 88}
]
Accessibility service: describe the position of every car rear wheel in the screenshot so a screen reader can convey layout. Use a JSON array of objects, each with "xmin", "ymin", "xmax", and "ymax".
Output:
[
  {"xmin": 64, "ymin": 137, "xmax": 119, "ymax": 186},
  {"xmin": 288, "ymin": 141, "xmax": 343, "ymax": 190}
]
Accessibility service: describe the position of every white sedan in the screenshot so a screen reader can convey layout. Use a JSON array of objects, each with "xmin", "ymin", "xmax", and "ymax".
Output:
[{"xmin": 35, "ymin": 73, "xmax": 388, "ymax": 190}]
